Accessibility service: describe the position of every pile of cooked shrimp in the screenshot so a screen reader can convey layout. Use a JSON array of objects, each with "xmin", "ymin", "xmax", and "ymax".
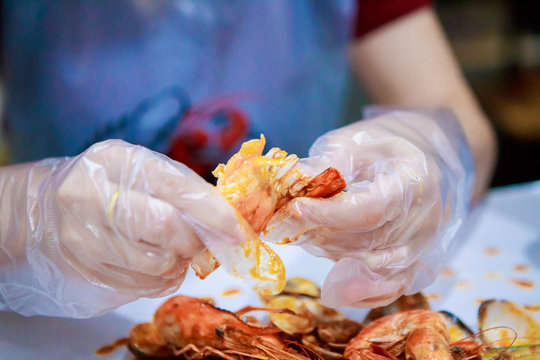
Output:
[{"xmin": 104, "ymin": 277, "xmax": 539, "ymax": 360}]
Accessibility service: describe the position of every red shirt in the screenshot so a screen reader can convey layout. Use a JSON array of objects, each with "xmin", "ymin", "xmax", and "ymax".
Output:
[{"xmin": 355, "ymin": 0, "xmax": 433, "ymax": 38}]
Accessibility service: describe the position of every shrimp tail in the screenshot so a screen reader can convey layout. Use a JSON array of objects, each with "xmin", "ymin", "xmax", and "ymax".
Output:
[{"xmin": 305, "ymin": 167, "xmax": 347, "ymax": 198}]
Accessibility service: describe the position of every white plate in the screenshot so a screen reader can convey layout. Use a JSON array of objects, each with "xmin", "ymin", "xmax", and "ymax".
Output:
[{"xmin": 1, "ymin": 182, "xmax": 539, "ymax": 359}]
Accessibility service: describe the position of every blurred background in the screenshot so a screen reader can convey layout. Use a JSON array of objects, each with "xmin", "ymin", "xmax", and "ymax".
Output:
[
  {"xmin": 1, "ymin": 0, "xmax": 539, "ymax": 187},
  {"xmin": 439, "ymin": 0, "xmax": 540, "ymax": 187},
  {"xmin": 345, "ymin": 0, "xmax": 540, "ymax": 187}
]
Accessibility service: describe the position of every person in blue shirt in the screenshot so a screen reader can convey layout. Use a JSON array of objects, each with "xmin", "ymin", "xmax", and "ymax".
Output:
[{"xmin": 0, "ymin": 1, "xmax": 496, "ymax": 317}]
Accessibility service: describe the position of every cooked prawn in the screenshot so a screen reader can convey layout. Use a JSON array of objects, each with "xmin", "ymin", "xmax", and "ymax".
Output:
[
  {"xmin": 344, "ymin": 309, "xmax": 453, "ymax": 360},
  {"xmin": 151, "ymin": 295, "xmax": 312, "ymax": 359}
]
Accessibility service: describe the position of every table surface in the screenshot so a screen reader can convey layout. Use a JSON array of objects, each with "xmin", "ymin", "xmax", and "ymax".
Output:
[{"xmin": 1, "ymin": 181, "xmax": 539, "ymax": 360}]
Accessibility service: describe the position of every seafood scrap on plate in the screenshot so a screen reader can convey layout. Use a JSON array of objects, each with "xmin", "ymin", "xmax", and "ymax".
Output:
[
  {"xmin": 190, "ymin": 135, "xmax": 346, "ymax": 295},
  {"xmin": 99, "ymin": 277, "xmax": 540, "ymax": 359}
]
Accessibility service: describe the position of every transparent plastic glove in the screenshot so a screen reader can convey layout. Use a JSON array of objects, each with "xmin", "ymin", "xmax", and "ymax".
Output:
[
  {"xmin": 265, "ymin": 108, "xmax": 474, "ymax": 308},
  {"xmin": 0, "ymin": 140, "xmax": 247, "ymax": 318}
]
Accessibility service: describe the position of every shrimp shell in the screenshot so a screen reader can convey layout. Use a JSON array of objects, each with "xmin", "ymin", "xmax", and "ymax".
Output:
[{"xmin": 344, "ymin": 309, "xmax": 453, "ymax": 360}]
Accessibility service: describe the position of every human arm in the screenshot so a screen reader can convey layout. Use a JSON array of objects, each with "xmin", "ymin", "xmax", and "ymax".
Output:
[
  {"xmin": 0, "ymin": 140, "xmax": 248, "ymax": 318},
  {"xmin": 349, "ymin": 6, "xmax": 497, "ymax": 202},
  {"xmin": 264, "ymin": 6, "xmax": 495, "ymax": 308}
]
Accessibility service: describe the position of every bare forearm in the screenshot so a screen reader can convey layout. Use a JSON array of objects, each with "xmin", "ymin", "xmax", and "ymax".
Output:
[{"xmin": 349, "ymin": 7, "xmax": 497, "ymax": 202}]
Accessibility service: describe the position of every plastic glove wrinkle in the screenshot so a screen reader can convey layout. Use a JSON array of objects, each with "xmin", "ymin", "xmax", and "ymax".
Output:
[
  {"xmin": 266, "ymin": 109, "xmax": 474, "ymax": 308},
  {"xmin": 0, "ymin": 139, "xmax": 249, "ymax": 317}
]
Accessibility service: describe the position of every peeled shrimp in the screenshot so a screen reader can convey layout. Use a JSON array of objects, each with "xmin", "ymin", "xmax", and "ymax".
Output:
[
  {"xmin": 213, "ymin": 135, "xmax": 345, "ymax": 233},
  {"xmin": 191, "ymin": 135, "xmax": 346, "ymax": 295}
]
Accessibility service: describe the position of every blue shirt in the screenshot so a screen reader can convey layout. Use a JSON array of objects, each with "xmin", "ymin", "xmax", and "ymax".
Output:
[{"xmin": 4, "ymin": 0, "xmax": 354, "ymax": 176}]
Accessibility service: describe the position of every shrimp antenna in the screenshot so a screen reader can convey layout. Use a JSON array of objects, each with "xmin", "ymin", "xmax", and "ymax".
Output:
[
  {"xmin": 451, "ymin": 326, "xmax": 518, "ymax": 360},
  {"xmin": 283, "ymin": 340, "xmax": 325, "ymax": 360}
]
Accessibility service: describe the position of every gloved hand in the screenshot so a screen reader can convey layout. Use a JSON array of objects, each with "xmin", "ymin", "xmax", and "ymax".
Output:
[
  {"xmin": 0, "ymin": 140, "xmax": 247, "ymax": 318},
  {"xmin": 265, "ymin": 108, "xmax": 474, "ymax": 308}
]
